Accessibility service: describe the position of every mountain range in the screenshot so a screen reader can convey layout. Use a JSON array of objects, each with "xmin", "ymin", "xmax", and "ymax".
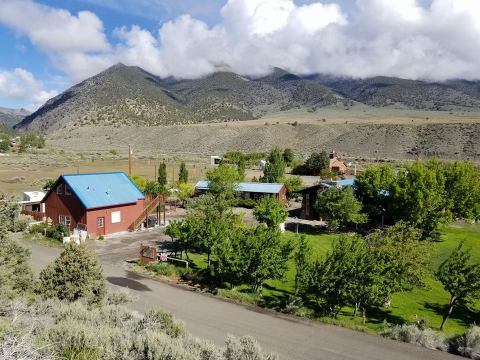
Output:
[
  {"xmin": 13, "ymin": 63, "xmax": 480, "ymax": 133},
  {"xmin": 0, "ymin": 107, "xmax": 30, "ymax": 128}
]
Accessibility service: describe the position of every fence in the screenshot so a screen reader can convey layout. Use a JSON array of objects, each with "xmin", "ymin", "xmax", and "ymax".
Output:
[{"xmin": 21, "ymin": 210, "xmax": 45, "ymax": 222}]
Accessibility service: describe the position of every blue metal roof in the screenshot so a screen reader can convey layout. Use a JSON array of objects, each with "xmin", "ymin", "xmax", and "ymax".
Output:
[
  {"xmin": 61, "ymin": 172, "xmax": 144, "ymax": 209},
  {"xmin": 196, "ymin": 181, "xmax": 284, "ymax": 194}
]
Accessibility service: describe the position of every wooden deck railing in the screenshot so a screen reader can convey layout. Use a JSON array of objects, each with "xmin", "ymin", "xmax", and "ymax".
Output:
[{"xmin": 21, "ymin": 210, "xmax": 45, "ymax": 222}]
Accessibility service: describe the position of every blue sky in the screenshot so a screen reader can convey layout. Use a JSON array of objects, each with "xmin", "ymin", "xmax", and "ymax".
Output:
[{"xmin": 0, "ymin": 0, "xmax": 479, "ymax": 111}]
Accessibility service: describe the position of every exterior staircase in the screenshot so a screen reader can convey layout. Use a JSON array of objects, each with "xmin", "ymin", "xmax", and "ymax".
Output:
[{"xmin": 128, "ymin": 194, "xmax": 165, "ymax": 231}]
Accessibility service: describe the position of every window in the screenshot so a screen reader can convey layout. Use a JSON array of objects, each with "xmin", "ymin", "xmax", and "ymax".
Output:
[
  {"xmin": 56, "ymin": 184, "xmax": 63, "ymax": 195},
  {"xmin": 59, "ymin": 215, "xmax": 71, "ymax": 226},
  {"xmin": 97, "ymin": 217, "xmax": 104, "ymax": 228},
  {"xmin": 111, "ymin": 211, "xmax": 121, "ymax": 224},
  {"xmin": 65, "ymin": 185, "xmax": 71, "ymax": 195}
]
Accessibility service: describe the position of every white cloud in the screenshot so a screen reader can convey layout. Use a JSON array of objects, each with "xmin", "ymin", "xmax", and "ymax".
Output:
[
  {"xmin": 2, "ymin": 0, "xmax": 480, "ymax": 89},
  {"xmin": 0, "ymin": 68, "xmax": 58, "ymax": 110},
  {"xmin": 0, "ymin": 0, "xmax": 109, "ymax": 53}
]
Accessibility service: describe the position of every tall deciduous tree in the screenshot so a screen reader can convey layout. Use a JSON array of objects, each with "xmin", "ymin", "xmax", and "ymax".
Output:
[
  {"xmin": 294, "ymin": 235, "xmax": 312, "ymax": 295},
  {"xmin": 282, "ymin": 176, "xmax": 303, "ymax": 200},
  {"xmin": 444, "ymin": 161, "xmax": 480, "ymax": 221},
  {"xmin": 354, "ymin": 164, "xmax": 396, "ymax": 224},
  {"xmin": 307, "ymin": 223, "xmax": 428, "ymax": 321},
  {"xmin": 436, "ymin": 243, "xmax": 480, "ymax": 330},
  {"xmin": 188, "ymin": 193, "xmax": 241, "ymax": 267},
  {"xmin": 391, "ymin": 160, "xmax": 450, "ymax": 238},
  {"xmin": 309, "ymin": 235, "xmax": 371, "ymax": 317},
  {"xmin": 263, "ymin": 148, "xmax": 285, "ymax": 183},
  {"xmin": 39, "ymin": 244, "xmax": 106, "ymax": 304},
  {"xmin": 365, "ymin": 222, "xmax": 429, "ymax": 294},
  {"xmin": 241, "ymin": 226, "xmax": 293, "ymax": 293},
  {"xmin": 315, "ymin": 186, "xmax": 366, "ymax": 229},
  {"xmin": 253, "ymin": 197, "xmax": 287, "ymax": 230},
  {"xmin": 206, "ymin": 165, "xmax": 241, "ymax": 200},
  {"xmin": 177, "ymin": 182, "xmax": 195, "ymax": 205},
  {"xmin": 178, "ymin": 161, "xmax": 188, "ymax": 184}
]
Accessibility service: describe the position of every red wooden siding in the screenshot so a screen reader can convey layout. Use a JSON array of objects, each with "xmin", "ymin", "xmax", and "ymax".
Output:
[
  {"xmin": 43, "ymin": 178, "xmax": 87, "ymax": 230},
  {"xmin": 86, "ymin": 199, "xmax": 145, "ymax": 236},
  {"xmin": 43, "ymin": 178, "xmax": 145, "ymax": 236}
]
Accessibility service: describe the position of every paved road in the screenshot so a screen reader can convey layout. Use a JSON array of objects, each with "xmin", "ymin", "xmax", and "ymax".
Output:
[{"xmin": 25, "ymin": 234, "xmax": 458, "ymax": 360}]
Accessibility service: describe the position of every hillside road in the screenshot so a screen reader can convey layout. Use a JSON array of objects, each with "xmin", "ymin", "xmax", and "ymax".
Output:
[{"xmin": 25, "ymin": 235, "xmax": 458, "ymax": 360}]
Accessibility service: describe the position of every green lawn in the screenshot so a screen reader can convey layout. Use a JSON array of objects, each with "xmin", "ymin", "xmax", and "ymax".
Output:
[{"xmin": 158, "ymin": 222, "xmax": 480, "ymax": 335}]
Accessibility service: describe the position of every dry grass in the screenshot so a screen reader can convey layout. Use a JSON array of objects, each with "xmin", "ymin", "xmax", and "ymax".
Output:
[{"xmin": 2, "ymin": 107, "xmax": 479, "ymax": 196}]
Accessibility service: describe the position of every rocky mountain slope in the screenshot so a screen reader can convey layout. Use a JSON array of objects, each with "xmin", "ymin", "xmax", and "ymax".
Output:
[
  {"xmin": 14, "ymin": 63, "xmax": 480, "ymax": 133},
  {"xmin": 311, "ymin": 75, "xmax": 480, "ymax": 110},
  {"xmin": 15, "ymin": 64, "xmax": 342, "ymax": 132},
  {"xmin": 0, "ymin": 107, "xmax": 30, "ymax": 128}
]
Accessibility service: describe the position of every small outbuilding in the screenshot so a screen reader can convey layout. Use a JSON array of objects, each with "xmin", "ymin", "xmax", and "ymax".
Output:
[
  {"xmin": 20, "ymin": 191, "xmax": 46, "ymax": 221},
  {"xmin": 329, "ymin": 150, "xmax": 348, "ymax": 174},
  {"xmin": 195, "ymin": 180, "xmax": 288, "ymax": 205},
  {"xmin": 42, "ymin": 172, "xmax": 146, "ymax": 237},
  {"xmin": 300, "ymin": 178, "xmax": 355, "ymax": 220},
  {"xmin": 20, "ymin": 191, "xmax": 45, "ymax": 213}
]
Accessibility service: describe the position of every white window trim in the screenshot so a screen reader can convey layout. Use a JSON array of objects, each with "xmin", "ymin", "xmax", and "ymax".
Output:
[
  {"xmin": 56, "ymin": 184, "xmax": 63, "ymax": 195},
  {"xmin": 111, "ymin": 211, "xmax": 121, "ymax": 224},
  {"xmin": 59, "ymin": 215, "xmax": 71, "ymax": 226},
  {"xmin": 97, "ymin": 217, "xmax": 104, "ymax": 228}
]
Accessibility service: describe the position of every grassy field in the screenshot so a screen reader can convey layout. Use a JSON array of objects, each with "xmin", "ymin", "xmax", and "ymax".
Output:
[
  {"xmin": 171, "ymin": 222, "xmax": 480, "ymax": 335},
  {"xmin": 0, "ymin": 149, "xmax": 210, "ymax": 196}
]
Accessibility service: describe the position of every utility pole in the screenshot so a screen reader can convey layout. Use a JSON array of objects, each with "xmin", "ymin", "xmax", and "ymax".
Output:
[{"xmin": 128, "ymin": 145, "xmax": 132, "ymax": 177}]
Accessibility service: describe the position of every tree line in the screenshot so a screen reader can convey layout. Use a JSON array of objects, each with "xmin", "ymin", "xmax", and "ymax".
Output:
[{"xmin": 166, "ymin": 165, "xmax": 291, "ymax": 294}]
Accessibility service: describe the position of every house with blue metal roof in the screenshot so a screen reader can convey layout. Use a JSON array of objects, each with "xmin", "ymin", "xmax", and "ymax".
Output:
[
  {"xmin": 42, "ymin": 172, "xmax": 147, "ymax": 237},
  {"xmin": 195, "ymin": 180, "xmax": 288, "ymax": 205}
]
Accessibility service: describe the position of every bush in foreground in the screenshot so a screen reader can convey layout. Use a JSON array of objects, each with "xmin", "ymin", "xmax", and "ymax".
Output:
[
  {"xmin": 0, "ymin": 298, "xmax": 278, "ymax": 360},
  {"xmin": 39, "ymin": 243, "xmax": 106, "ymax": 303},
  {"xmin": 381, "ymin": 323, "xmax": 448, "ymax": 351},
  {"xmin": 453, "ymin": 326, "xmax": 480, "ymax": 359}
]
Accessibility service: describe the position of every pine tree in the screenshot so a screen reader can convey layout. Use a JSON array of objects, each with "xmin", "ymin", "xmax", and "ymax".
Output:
[
  {"xmin": 39, "ymin": 243, "xmax": 106, "ymax": 303},
  {"xmin": 158, "ymin": 162, "xmax": 167, "ymax": 190}
]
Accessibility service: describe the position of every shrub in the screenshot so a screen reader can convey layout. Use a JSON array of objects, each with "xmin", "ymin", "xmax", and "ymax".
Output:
[
  {"xmin": 2, "ymin": 297, "xmax": 277, "ymax": 360},
  {"xmin": 14, "ymin": 214, "xmax": 34, "ymax": 232},
  {"xmin": 0, "ymin": 237, "xmax": 34, "ymax": 299},
  {"xmin": 29, "ymin": 222, "xmax": 49, "ymax": 235},
  {"xmin": 146, "ymin": 262, "xmax": 178, "ymax": 277},
  {"xmin": 19, "ymin": 133, "xmax": 45, "ymax": 151},
  {"xmin": 224, "ymin": 335, "xmax": 278, "ymax": 360},
  {"xmin": 105, "ymin": 288, "xmax": 137, "ymax": 306},
  {"xmin": 381, "ymin": 324, "xmax": 448, "ymax": 351},
  {"xmin": 136, "ymin": 309, "xmax": 186, "ymax": 338},
  {"xmin": 453, "ymin": 325, "xmax": 480, "ymax": 359},
  {"xmin": 46, "ymin": 224, "xmax": 69, "ymax": 241},
  {"xmin": 30, "ymin": 223, "xmax": 69, "ymax": 242},
  {"xmin": 39, "ymin": 244, "xmax": 106, "ymax": 303}
]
